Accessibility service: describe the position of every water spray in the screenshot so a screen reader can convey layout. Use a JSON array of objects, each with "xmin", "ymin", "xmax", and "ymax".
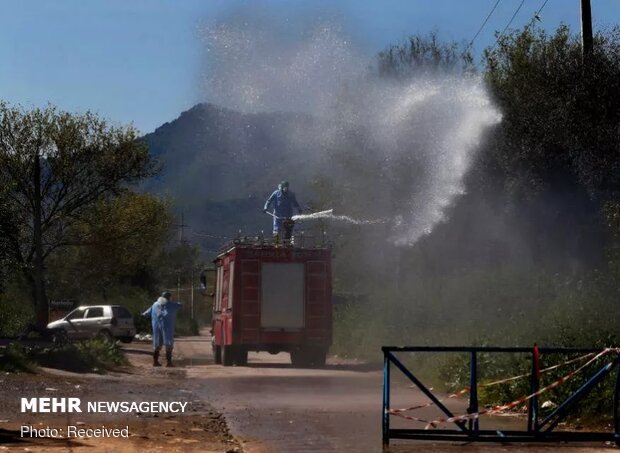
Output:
[
  {"xmin": 267, "ymin": 208, "xmax": 383, "ymax": 225},
  {"xmin": 204, "ymin": 16, "xmax": 502, "ymax": 246},
  {"xmin": 292, "ymin": 209, "xmax": 384, "ymax": 225}
]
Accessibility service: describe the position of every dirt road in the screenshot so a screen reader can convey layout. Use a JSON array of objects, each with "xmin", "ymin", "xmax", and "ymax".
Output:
[
  {"xmin": 1, "ymin": 335, "xmax": 615, "ymax": 452},
  {"xmin": 0, "ymin": 342, "xmax": 239, "ymax": 452},
  {"xmin": 167, "ymin": 335, "xmax": 616, "ymax": 453}
]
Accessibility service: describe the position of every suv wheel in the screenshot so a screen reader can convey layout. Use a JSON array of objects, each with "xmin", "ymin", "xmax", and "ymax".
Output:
[
  {"xmin": 52, "ymin": 329, "xmax": 68, "ymax": 347},
  {"xmin": 97, "ymin": 329, "xmax": 114, "ymax": 343}
]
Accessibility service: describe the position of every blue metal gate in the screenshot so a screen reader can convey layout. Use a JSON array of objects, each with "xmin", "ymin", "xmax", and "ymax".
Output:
[{"xmin": 382, "ymin": 346, "xmax": 620, "ymax": 449}]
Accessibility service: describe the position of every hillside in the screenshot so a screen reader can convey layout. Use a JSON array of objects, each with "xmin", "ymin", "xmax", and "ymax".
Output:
[{"xmin": 142, "ymin": 103, "xmax": 322, "ymax": 252}]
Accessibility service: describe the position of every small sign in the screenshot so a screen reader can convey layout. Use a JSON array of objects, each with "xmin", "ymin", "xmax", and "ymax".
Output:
[
  {"xmin": 48, "ymin": 299, "xmax": 77, "ymax": 322},
  {"xmin": 49, "ymin": 299, "xmax": 77, "ymax": 309}
]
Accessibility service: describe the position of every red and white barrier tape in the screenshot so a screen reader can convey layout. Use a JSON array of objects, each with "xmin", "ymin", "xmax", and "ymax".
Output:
[
  {"xmin": 389, "ymin": 348, "xmax": 617, "ymax": 429},
  {"xmin": 394, "ymin": 350, "xmax": 599, "ymax": 415},
  {"xmin": 388, "ymin": 412, "xmax": 436, "ymax": 427},
  {"xmin": 458, "ymin": 350, "xmax": 598, "ymax": 391}
]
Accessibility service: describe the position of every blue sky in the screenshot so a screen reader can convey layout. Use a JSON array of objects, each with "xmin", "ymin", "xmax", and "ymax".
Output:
[{"xmin": 1, "ymin": 0, "xmax": 618, "ymax": 134}]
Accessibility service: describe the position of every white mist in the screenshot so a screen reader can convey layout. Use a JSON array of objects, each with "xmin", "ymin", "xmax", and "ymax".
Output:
[{"xmin": 202, "ymin": 15, "xmax": 501, "ymax": 246}]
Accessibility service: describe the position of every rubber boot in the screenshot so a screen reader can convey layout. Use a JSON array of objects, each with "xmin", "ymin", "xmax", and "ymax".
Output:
[
  {"xmin": 153, "ymin": 349, "xmax": 162, "ymax": 367},
  {"xmin": 165, "ymin": 349, "xmax": 173, "ymax": 367}
]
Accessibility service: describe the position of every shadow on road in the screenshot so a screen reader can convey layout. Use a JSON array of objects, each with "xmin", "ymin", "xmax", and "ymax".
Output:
[
  {"xmin": 121, "ymin": 347, "xmax": 153, "ymax": 356},
  {"xmin": 174, "ymin": 336, "xmax": 212, "ymax": 344},
  {"xmin": 0, "ymin": 428, "xmax": 88, "ymax": 448},
  {"xmin": 170, "ymin": 357, "xmax": 381, "ymax": 371},
  {"xmin": 240, "ymin": 361, "xmax": 381, "ymax": 372}
]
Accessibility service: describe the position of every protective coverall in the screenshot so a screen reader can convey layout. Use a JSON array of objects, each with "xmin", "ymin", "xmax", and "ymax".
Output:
[
  {"xmin": 264, "ymin": 189, "xmax": 301, "ymax": 236},
  {"xmin": 142, "ymin": 297, "xmax": 181, "ymax": 366}
]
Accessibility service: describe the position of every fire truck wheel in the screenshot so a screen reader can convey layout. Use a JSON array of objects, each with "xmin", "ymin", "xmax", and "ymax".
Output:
[
  {"xmin": 235, "ymin": 348, "xmax": 248, "ymax": 366},
  {"xmin": 309, "ymin": 348, "xmax": 327, "ymax": 368},
  {"xmin": 290, "ymin": 348, "xmax": 310, "ymax": 368},
  {"xmin": 213, "ymin": 344, "xmax": 222, "ymax": 364},
  {"xmin": 222, "ymin": 345, "xmax": 234, "ymax": 366},
  {"xmin": 291, "ymin": 347, "xmax": 327, "ymax": 368}
]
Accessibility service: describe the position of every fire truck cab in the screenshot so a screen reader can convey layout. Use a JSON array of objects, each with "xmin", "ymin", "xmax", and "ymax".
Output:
[{"xmin": 209, "ymin": 242, "xmax": 332, "ymax": 367}]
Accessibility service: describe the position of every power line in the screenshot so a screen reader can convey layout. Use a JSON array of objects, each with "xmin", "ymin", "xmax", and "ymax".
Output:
[
  {"xmin": 534, "ymin": 0, "xmax": 551, "ymax": 20},
  {"xmin": 500, "ymin": 0, "xmax": 527, "ymax": 37},
  {"xmin": 492, "ymin": 0, "xmax": 527, "ymax": 48},
  {"xmin": 192, "ymin": 230, "xmax": 232, "ymax": 240},
  {"xmin": 466, "ymin": 0, "xmax": 503, "ymax": 51}
]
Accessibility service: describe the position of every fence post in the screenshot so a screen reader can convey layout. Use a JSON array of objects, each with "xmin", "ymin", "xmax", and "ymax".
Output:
[
  {"xmin": 528, "ymin": 344, "xmax": 540, "ymax": 432},
  {"xmin": 383, "ymin": 349, "xmax": 391, "ymax": 451},
  {"xmin": 614, "ymin": 356, "xmax": 620, "ymax": 446},
  {"xmin": 468, "ymin": 350, "xmax": 479, "ymax": 435}
]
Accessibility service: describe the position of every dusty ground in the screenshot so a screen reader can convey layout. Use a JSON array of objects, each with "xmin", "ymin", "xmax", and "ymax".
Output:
[
  {"xmin": 1, "ymin": 335, "xmax": 617, "ymax": 452},
  {"xmin": 168, "ymin": 335, "xmax": 618, "ymax": 452},
  {"xmin": 0, "ymin": 346, "xmax": 240, "ymax": 452}
]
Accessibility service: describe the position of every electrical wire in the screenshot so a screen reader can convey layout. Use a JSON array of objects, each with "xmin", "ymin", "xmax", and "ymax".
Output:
[
  {"xmin": 192, "ymin": 230, "xmax": 232, "ymax": 240},
  {"xmin": 491, "ymin": 0, "xmax": 551, "ymax": 51},
  {"xmin": 535, "ymin": 0, "xmax": 550, "ymax": 19},
  {"xmin": 491, "ymin": 0, "xmax": 527, "ymax": 49},
  {"xmin": 499, "ymin": 0, "xmax": 526, "ymax": 38},
  {"xmin": 465, "ymin": 0, "xmax": 503, "ymax": 51}
]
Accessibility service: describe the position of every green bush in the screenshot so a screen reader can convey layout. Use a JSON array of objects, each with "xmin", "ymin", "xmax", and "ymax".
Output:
[
  {"xmin": 332, "ymin": 301, "xmax": 397, "ymax": 362},
  {"xmin": 74, "ymin": 339, "xmax": 128, "ymax": 368},
  {"xmin": 0, "ymin": 286, "xmax": 34, "ymax": 337},
  {"xmin": 0, "ymin": 343, "xmax": 36, "ymax": 373},
  {"xmin": 332, "ymin": 265, "xmax": 620, "ymax": 422},
  {"xmin": 31, "ymin": 339, "xmax": 127, "ymax": 373},
  {"xmin": 436, "ymin": 345, "xmax": 618, "ymax": 423},
  {"xmin": 431, "ymin": 280, "xmax": 620, "ymax": 423},
  {"xmin": 175, "ymin": 316, "xmax": 200, "ymax": 336}
]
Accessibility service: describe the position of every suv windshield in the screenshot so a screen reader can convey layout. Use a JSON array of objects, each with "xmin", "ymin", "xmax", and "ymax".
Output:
[{"xmin": 66, "ymin": 308, "xmax": 86, "ymax": 320}]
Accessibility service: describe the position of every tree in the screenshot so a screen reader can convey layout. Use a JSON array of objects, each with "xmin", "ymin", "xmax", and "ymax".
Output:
[
  {"xmin": 375, "ymin": 31, "xmax": 474, "ymax": 79},
  {"xmin": 0, "ymin": 103, "xmax": 155, "ymax": 325},
  {"xmin": 46, "ymin": 193, "xmax": 172, "ymax": 301},
  {"xmin": 478, "ymin": 25, "xmax": 620, "ymax": 267},
  {"xmin": 0, "ymin": 187, "xmax": 16, "ymax": 291},
  {"xmin": 483, "ymin": 25, "xmax": 620, "ymax": 201}
]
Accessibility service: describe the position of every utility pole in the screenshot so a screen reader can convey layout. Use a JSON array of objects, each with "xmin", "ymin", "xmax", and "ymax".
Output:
[
  {"xmin": 174, "ymin": 212, "xmax": 189, "ymax": 301},
  {"xmin": 580, "ymin": 0, "xmax": 593, "ymax": 60},
  {"xmin": 33, "ymin": 152, "xmax": 47, "ymax": 326},
  {"xmin": 175, "ymin": 212, "xmax": 189, "ymax": 243},
  {"xmin": 190, "ymin": 268, "xmax": 195, "ymax": 320}
]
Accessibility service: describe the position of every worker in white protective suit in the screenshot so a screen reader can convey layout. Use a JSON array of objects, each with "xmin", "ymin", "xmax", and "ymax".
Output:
[
  {"xmin": 142, "ymin": 291, "xmax": 182, "ymax": 367},
  {"xmin": 263, "ymin": 180, "xmax": 302, "ymax": 241}
]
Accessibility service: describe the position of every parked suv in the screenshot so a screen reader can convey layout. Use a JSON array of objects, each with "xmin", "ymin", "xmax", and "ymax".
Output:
[{"xmin": 47, "ymin": 305, "xmax": 135, "ymax": 343}]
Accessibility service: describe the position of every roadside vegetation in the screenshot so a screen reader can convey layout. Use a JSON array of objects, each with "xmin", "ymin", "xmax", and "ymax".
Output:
[
  {"xmin": 0, "ymin": 339, "xmax": 127, "ymax": 374},
  {"xmin": 329, "ymin": 24, "xmax": 620, "ymax": 421},
  {"xmin": 0, "ymin": 343, "xmax": 37, "ymax": 373},
  {"xmin": 0, "ymin": 105, "xmax": 207, "ymax": 369},
  {"xmin": 1, "ymin": 18, "xmax": 618, "ymax": 424}
]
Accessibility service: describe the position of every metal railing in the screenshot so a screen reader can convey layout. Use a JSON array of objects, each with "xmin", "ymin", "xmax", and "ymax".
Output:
[{"xmin": 382, "ymin": 346, "xmax": 620, "ymax": 449}]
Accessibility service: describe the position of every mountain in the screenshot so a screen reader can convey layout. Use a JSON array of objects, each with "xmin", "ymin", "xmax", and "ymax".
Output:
[{"xmin": 141, "ymin": 103, "xmax": 320, "ymax": 253}]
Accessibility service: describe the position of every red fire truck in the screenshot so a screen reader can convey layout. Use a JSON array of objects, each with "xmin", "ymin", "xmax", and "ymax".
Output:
[{"xmin": 207, "ymin": 241, "xmax": 332, "ymax": 367}]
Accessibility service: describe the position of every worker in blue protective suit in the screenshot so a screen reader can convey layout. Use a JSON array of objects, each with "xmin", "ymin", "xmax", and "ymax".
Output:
[
  {"xmin": 142, "ymin": 291, "xmax": 182, "ymax": 367},
  {"xmin": 263, "ymin": 180, "xmax": 302, "ymax": 241}
]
